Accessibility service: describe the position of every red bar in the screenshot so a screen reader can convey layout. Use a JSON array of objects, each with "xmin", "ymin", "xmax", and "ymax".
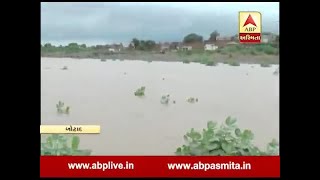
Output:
[
  {"xmin": 239, "ymin": 33, "xmax": 261, "ymax": 43},
  {"xmin": 40, "ymin": 156, "xmax": 280, "ymax": 178}
]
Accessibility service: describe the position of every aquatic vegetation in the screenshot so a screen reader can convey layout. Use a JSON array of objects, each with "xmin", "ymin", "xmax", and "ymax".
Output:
[
  {"xmin": 175, "ymin": 117, "xmax": 279, "ymax": 156},
  {"xmin": 134, "ymin": 86, "xmax": 146, "ymax": 97},
  {"xmin": 260, "ymin": 63, "xmax": 271, "ymax": 67},
  {"xmin": 183, "ymin": 59, "xmax": 190, "ymax": 64},
  {"xmin": 100, "ymin": 58, "xmax": 106, "ymax": 62},
  {"xmin": 61, "ymin": 66, "xmax": 68, "ymax": 70},
  {"xmin": 187, "ymin": 97, "xmax": 198, "ymax": 103},
  {"xmin": 41, "ymin": 134, "xmax": 92, "ymax": 156},
  {"xmin": 56, "ymin": 101, "xmax": 70, "ymax": 114},
  {"xmin": 228, "ymin": 62, "xmax": 240, "ymax": 66},
  {"xmin": 206, "ymin": 60, "xmax": 217, "ymax": 66},
  {"xmin": 161, "ymin": 94, "xmax": 170, "ymax": 104}
]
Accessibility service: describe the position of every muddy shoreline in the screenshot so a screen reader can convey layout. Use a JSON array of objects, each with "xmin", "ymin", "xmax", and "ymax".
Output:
[{"xmin": 41, "ymin": 52, "xmax": 279, "ymax": 64}]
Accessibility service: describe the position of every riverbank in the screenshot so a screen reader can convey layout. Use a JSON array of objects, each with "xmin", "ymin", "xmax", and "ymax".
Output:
[{"xmin": 41, "ymin": 51, "xmax": 279, "ymax": 65}]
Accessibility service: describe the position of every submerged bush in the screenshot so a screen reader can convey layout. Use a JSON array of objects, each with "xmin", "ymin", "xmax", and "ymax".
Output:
[
  {"xmin": 41, "ymin": 134, "xmax": 92, "ymax": 156},
  {"xmin": 260, "ymin": 63, "xmax": 271, "ymax": 67},
  {"xmin": 187, "ymin": 97, "xmax": 198, "ymax": 103},
  {"xmin": 228, "ymin": 62, "xmax": 240, "ymax": 66},
  {"xmin": 175, "ymin": 117, "xmax": 279, "ymax": 156},
  {"xmin": 134, "ymin": 86, "xmax": 146, "ymax": 97},
  {"xmin": 206, "ymin": 60, "xmax": 217, "ymax": 66},
  {"xmin": 183, "ymin": 59, "xmax": 190, "ymax": 64},
  {"xmin": 56, "ymin": 101, "xmax": 70, "ymax": 114},
  {"xmin": 160, "ymin": 94, "xmax": 170, "ymax": 104}
]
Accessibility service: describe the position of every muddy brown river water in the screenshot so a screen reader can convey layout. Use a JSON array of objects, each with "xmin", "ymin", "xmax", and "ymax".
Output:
[{"xmin": 41, "ymin": 57, "xmax": 279, "ymax": 155}]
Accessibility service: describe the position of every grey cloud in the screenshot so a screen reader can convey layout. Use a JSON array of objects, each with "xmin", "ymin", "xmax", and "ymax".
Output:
[{"xmin": 41, "ymin": 2, "xmax": 279, "ymax": 45}]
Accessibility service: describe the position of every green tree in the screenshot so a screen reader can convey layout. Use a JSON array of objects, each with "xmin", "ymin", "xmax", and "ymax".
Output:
[
  {"xmin": 68, "ymin": 43, "xmax": 79, "ymax": 48},
  {"xmin": 44, "ymin": 43, "xmax": 53, "ymax": 48},
  {"xmin": 131, "ymin": 38, "xmax": 140, "ymax": 48},
  {"xmin": 145, "ymin": 40, "xmax": 156, "ymax": 50},
  {"xmin": 183, "ymin": 33, "xmax": 203, "ymax": 43},
  {"xmin": 209, "ymin": 30, "xmax": 220, "ymax": 42},
  {"xmin": 80, "ymin": 44, "xmax": 86, "ymax": 48}
]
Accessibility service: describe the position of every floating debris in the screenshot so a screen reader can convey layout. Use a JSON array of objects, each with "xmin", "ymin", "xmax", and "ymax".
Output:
[
  {"xmin": 61, "ymin": 66, "xmax": 68, "ymax": 70},
  {"xmin": 187, "ymin": 97, "xmax": 198, "ymax": 103},
  {"xmin": 161, "ymin": 95, "xmax": 170, "ymax": 104},
  {"xmin": 173, "ymin": 100, "xmax": 176, "ymax": 104},
  {"xmin": 56, "ymin": 101, "xmax": 70, "ymax": 114},
  {"xmin": 162, "ymin": 78, "xmax": 165, "ymax": 80}
]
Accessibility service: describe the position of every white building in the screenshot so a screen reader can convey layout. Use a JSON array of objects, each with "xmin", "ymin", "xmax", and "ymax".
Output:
[
  {"xmin": 204, "ymin": 44, "xmax": 218, "ymax": 51},
  {"xmin": 181, "ymin": 46, "xmax": 192, "ymax": 51}
]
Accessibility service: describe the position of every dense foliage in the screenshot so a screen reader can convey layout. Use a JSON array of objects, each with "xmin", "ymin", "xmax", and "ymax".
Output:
[
  {"xmin": 41, "ymin": 134, "xmax": 92, "ymax": 155},
  {"xmin": 176, "ymin": 117, "xmax": 279, "ymax": 156}
]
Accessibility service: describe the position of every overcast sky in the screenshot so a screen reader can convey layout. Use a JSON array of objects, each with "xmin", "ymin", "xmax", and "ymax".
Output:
[{"xmin": 41, "ymin": 2, "xmax": 279, "ymax": 46}]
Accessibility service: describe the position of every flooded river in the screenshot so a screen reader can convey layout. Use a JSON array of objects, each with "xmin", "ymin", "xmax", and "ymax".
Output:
[{"xmin": 41, "ymin": 57, "xmax": 279, "ymax": 155}]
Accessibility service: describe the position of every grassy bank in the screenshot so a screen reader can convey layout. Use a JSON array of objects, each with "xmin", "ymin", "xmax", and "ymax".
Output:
[{"xmin": 41, "ymin": 43, "xmax": 279, "ymax": 65}]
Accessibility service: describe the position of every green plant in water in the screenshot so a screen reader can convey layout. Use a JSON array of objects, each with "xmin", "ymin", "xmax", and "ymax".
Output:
[
  {"xmin": 228, "ymin": 62, "xmax": 240, "ymax": 66},
  {"xmin": 183, "ymin": 59, "xmax": 190, "ymax": 64},
  {"xmin": 56, "ymin": 101, "xmax": 70, "ymax": 114},
  {"xmin": 206, "ymin": 60, "xmax": 217, "ymax": 66},
  {"xmin": 260, "ymin": 63, "xmax": 271, "ymax": 67},
  {"xmin": 161, "ymin": 94, "xmax": 170, "ymax": 104},
  {"xmin": 273, "ymin": 67, "xmax": 279, "ymax": 75},
  {"xmin": 175, "ymin": 117, "xmax": 279, "ymax": 156},
  {"xmin": 187, "ymin": 97, "xmax": 198, "ymax": 103},
  {"xmin": 134, "ymin": 86, "xmax": 146, "ymax": 97},
  {"xmin": 41, "ymin": 134, "xmax": 92, "ymax": 156}
]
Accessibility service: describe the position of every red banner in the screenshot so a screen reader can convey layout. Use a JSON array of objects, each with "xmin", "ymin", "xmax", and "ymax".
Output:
[{"xmin": 40, "ymin": 156, "xmax": 280, "ymax": 178}]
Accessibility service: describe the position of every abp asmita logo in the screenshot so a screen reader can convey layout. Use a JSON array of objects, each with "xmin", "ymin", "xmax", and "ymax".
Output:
[{"xmin": 239, "ymin": 12, "xmax": 261, "ymax": 43}]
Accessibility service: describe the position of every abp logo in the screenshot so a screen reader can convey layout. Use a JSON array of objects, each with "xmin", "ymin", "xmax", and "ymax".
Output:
[{"xmin": 239, "ymin": 11, "xmax": 262, "ymax": 43}]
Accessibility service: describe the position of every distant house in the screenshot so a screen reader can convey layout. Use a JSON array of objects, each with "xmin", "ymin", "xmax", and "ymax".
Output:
[
  {"xmin": 169, "ymin": 42, "xmax": 180, "ymax": 50},
  {"xmin": 216, "ymin": 36, "xmax": 232, "ymax": 41},
  {"xmin": 122, "ymin": 42, "xmax": 130, "ymax": 49},
  {"xmin": 214, "ymin": 36, "xmax": 234, "ymax": 48},
  {"xmin": 204, "ymin": 43, "xmax": 218, "ymax": 51},
  {"xmin": 180, "ymin": 46, "xmax": 192, "ymax": 51},
  {"xmin": 261, "ymin": 33, "xmax": 277, "ymax": 43},
  {"xmin": 110, "ymin": 43, "xmax": 123, "ymax": 52},
  {"xmin": 160, "ymin": 42, "xmax": 170, "ymax": 52}
]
